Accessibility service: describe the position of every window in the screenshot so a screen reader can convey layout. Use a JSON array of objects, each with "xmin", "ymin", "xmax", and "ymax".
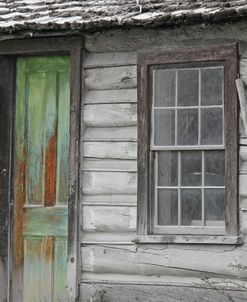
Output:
[{"xmin": 137, "ymin": 45, "xmax": 239, "ymax": 243}]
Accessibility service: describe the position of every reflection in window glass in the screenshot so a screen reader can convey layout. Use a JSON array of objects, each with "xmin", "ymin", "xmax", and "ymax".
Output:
[
  {"xmin": 201, "ymin": 68, "xmax": 223, "ymax": 106},
  {"xmin": 158, "ymin": 152, "xmax": 178, "ymax": 186},
  {"xmin": 181, "ymin": 151, "xmax": 202, "ymax": 186},
  {"xmin": 153, "ymin": 70, "xmax": 176, "ymax": 107},
  {"xmin": 205, "ymin": 151, "xmax": 225, "ymax": 186},
  {"xmin": 177, "ymin": 69, "xmax": 199, "ymax": 106},
  {"xmin": 205, "ymin": 189, "xmax": 225, "ymax": 223},
  {"xmin": 181, "ymin": 189, "xmax": 201, "ymax": 225},
  {"xmin": 177, "ymin": 109, "xmax": 198, "ymax": 145},
  {"xmin": 154, "ymin": 109, "xmax": 175, "ymax": 146},
  {"xmin": 158, "ymin": 189, "xmax": 178, "ymax": 225},
  {"xmin": 201, "ymin": 108, "xmax": 223, "ymax": 145}
]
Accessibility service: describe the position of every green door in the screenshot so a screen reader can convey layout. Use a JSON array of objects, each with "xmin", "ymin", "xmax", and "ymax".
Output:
[{"xmin": 12, "ymin": 56, "xmax": 71, "ymax": 302}]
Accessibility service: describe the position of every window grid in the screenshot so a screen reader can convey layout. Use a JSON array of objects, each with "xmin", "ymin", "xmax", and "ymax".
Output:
[{"xmin": 152, "ymin": 66, "xmax": 225, "ymax": 232}]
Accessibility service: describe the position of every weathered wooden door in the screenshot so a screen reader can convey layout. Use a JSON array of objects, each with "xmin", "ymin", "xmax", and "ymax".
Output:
[{"xmin": 12, "ymin": 56, "xmax": 71, "ymax": 302}]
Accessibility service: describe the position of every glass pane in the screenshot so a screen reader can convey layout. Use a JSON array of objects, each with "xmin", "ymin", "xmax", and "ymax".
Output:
[
  {"xmin": 177, "ymin": 69, "xmax": 199, "ymax": 106},
  {"xmin": 181, "ymin": 151, "xmax": 202, "ymax": 186},
  {"xmin": 201, "ymin": 108, "xmax": 223, "ymax": 145},
  {"xmin": 153, "ymin": 69, "xmax": 175, "ymax": 107},
  {"xmin": 154, "ymin": 109, "xmax": 175, "ymax": 146},
  {"xmin": 205, "ymin": 151, "xmax": 225, "ymax": 186},
  {"xmin": 177, "ymin": 109, "xmax": 198, "ymax": 145},
  {"xmin": 205, "ymin": 189, "xmax": 225, "ymax": 223},
  {"xmin": 158, "ymin": 189, "xmax": 178, "ymax": 225},
  {"xmin": 181, "ymin": 189, "xmax": 202, "ymax": 226},
  {"xmin": 158, "ymin": 152, "xmax": 178, "ymax": 186},
  {"xmin": 201, "ymin": 68, "xmax": 223, "ymax": 106}
]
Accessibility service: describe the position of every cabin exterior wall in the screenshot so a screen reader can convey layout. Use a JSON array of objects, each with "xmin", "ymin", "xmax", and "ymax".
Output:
[{"xmin": 80, "ymin": 22, "xmax": 247, "ymax": 301}]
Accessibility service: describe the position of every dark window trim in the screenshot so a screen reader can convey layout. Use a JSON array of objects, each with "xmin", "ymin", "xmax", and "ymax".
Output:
[
  {"xmin": 0, "ymin": 36, "xmax": 82, "ymax": 302},
  {"xmin": 137, "ymin": 44, "xmax": 239, "ymax": 241}
]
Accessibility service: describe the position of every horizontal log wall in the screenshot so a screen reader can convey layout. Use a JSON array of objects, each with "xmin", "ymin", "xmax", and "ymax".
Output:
[{"xmin": 80, "ymin": 26, "xmax": 247, "ymax": 301}]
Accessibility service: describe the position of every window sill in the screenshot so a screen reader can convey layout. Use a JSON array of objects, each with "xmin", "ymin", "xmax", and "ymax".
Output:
[{"xmin": 134, "ymin": 235, "xmax": 243, "ymax": 245}]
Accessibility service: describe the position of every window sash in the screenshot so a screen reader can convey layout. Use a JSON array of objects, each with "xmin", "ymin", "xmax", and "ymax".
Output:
[{"xmin": 137, "ymin": 44, "xmax": 238, "ymax": 238}]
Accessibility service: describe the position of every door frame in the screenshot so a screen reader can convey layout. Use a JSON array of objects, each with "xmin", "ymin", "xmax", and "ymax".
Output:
[{"xmin": 0, "ymin": 36, "xmax": 82, "ymax": 302}]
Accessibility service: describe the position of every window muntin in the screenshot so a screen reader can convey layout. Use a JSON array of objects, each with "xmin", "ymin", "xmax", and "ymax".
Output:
[{"xmin": 152, "ymin": 66, "xmax": 226, "ymax": 235}]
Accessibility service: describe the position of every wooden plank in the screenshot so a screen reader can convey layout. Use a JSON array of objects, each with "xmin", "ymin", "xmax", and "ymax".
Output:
[
  {"xmin": 81, "ymin": 283, "xmax": 247, "ymax": 302},
  {"xmin": 56, "ymin": 71, "xmax": 70, "ymax": 205},
  {"xmin": 24, "ymin": 207, "xmax": 68, "ymax": 237},
  {"xmin": 0, "ymin": 57, "xmax": 13, "ymax": 302},
  {"xmin": 85, "ymin": 26, "xmax": 245, "ymax": 53},
  {"xmin": 82, "ymin": 206, "xmax": 136, "ymax": 232},
  {"xmin": 85, "ymin": 66, "xmax": 137, "ymax": 90},
  {"xmin": 84, "ymin": 89, "xmax": 137, "ymax": 104},
  {"xmin": 83, "ymin": 52, "xmax": 137, "ymax": 68},
  {"xmin": 54, "ymin": 239, "xmax": 67, "ymax": 302},
  {"xmin": 239, "ymin": 146, "xmax": 247, "ymax": 174},
  {"xmin": 0, "ymin": 36, "xmax": 83, "ymax": 55},
  {"xmin": 26, "ymin": 72, "xmax": 46, "ymax": 205},
  {"xmin": 81, "ymin": 232, "xmax": 136, "ymax": 244},
  {"xmin": 82, "ymin": 172, "xmax": 137, "ymax": 195},
  {"xmin": 67, "ymin": 47, "xmax": 82, "ymax": 302},
  {"xmin": 84, "ymin": 104, "xmax": 137, "ymax": 127},
  {"xmin": 81, "ymin": 245, "xmax": 247, "ymax": 278},
  {"xmin": 83, "ymin": 127, "xmax": 137, "ymax": 142},
  {"xmin": 82, "ymin": 194, "xmax": 137, "ymax": 206},
  {"xmin": 44, "ymin": 72, "xmax": 57, "ymax": 207},
  {"xmin": 82, "ymin": 159, "xmax": 137, "ymax": 172},
  {"xmin": 23, "ymin": 237, "xmax": 53, "ymax": 302},
  {"xmin": 236, "ymin": 78, "xmax": 247, "ymax": 136},
  {"xmin": 83, "ymin": 142, "xmax": 137, "ymax": 159}
]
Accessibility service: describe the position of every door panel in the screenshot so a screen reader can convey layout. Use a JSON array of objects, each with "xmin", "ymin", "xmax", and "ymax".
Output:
[{"xmin": 13, "ymin": 56, "xmax": 70, "ymax": 302}]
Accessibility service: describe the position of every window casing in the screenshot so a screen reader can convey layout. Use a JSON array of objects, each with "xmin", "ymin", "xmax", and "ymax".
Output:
[{"xmin": 137, "ymin": 45, "xmax": 238, "ymax": 241}]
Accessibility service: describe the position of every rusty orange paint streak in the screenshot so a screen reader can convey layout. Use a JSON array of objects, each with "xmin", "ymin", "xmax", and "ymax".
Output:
[
  {"xmin": 44, "ymin": 237, "xmax": 54, "ymax": 263},
  {"xmin": 13, "ymin": 156, "xmax": 26, "ymax": 270},
  {"xmin": 45, "ymin": 132, "xmax": 57, "ymax": 207}
]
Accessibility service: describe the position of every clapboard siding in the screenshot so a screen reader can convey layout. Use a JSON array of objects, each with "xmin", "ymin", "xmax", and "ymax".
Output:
[
  {"xmin": 85, "ymin": 66, "xmax": 137, "ymax": 90},
  {"xmin": 80, "ymin": 30, "xmax": 247, "ymax": 302},
  {"xmin": 84, "ymin": 104, "xmax": 137, "ymax": 127},
  {"xmin": 83, "ymin": 127, "xmax": 137, "ymax": 142},
  {"xmin": 81, "ymin": 245, "xmax": 247, "ymax": 279},
  {"xmin": 82, "ymin": 194, "xmax": 137, "ymax": 206},
  {"xmin": 83, "ymin": 52, "xmax": 137, "ymax": 68},
  {"xmin": 82, "ymin": 172, "xmax": 137, "ymax": 195},
  {"xmin": 82, "ymin": 206, "xmax": 136, "ymax": 232},
  {"xmin": 82, "ymin": 159, "xmax": 137, "ymax": 172},
  {"xmin": 84, "ymin": 89, "xmax": 137, "ymax": 104},
  {"xmin": 81, "ymin": 232, "xmax": 136, "ymax": 244},
  {"xmin": 80, "ymin": 283, "xmax": 247, "ymax": 302},
  {"xmin": 83, "ymin": 142, "xmax": 137, "ymax": 159}
]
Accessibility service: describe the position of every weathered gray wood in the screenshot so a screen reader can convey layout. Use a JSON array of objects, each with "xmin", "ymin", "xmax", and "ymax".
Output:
[
  {"xmin": 67, "ymin": 47, "xmax": 82, "ymax": 302},
  {"xmin": 83, "ymin": 52, "xmax": 136, "ymax": 68},
  {"xmin": 82, "ymin": 172, "xmax": 137, "ymax": 195},
  {"xmin": 82, "ymin": 194, "xmax": 137, "ymax": 206},
  {"xmin": 84, "ymin": 104, "xmax": 137, "ymax": 127},
  {"xmin": 83, "ymin": 127, "xmax": 137, "ymax": 142},
  {"xmin": 239, "ymin": 174, "xmax": 247, "ymax": 196},
  {"xmin": 81, "ymin": 232, "xmax": 136, "ymax": 244},
  {"xmin": 239, "ymin": 146, "xmax": 247, "ymax": 174},
  {"xmin": 81, "ymin": 244, "xmax": 247, "ymax": 279},
  {"xmin": 85, "ymin": 25, "xmax": 247, "ymax": 53},
  {"xmin": 85, "ymin": 66, "xmax": 137, "ymax": 90},
  {"xmin": 83, "ymin": 142, "xmax": 137, "ymax": 159},
  {"xmin": 82, "ymin": 159, "xmax": 137, "ymax": 172},
  {"xmin": 82, "ymin": 206, "xmax": 136, "ymax": 232},
  {"xmin": 0, "ymin": 56, "xmax": 13, "ymax": 302},
  {"xmin": 236, "ymin": 79, "xmax": 247, "ymax": 136},
  {"xmin": 84, "ymin": 89, "xmax": 137, "ymax": 104},
  {"xmin": 80, "ymin": 283, "xmax": 247, "ymax": 302},
  {"xmin": 135, "ymin": 235, "xmax": 242, "ymax": 245}
]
